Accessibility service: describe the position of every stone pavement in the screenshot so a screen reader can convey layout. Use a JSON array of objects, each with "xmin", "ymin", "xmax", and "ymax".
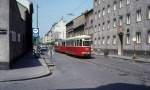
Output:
[
  {"xmin": 93, "ymin": 52, "xmax": 150, "ymax": 63},
  {"xmin": 0, "ymin": 52, "xmax": 51, "ymax": 82}
]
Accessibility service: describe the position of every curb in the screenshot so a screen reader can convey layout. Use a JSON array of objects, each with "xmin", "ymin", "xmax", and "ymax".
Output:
[
  {"xmin": 110, "ymin": 55, "xmax": 150, "ymax": 63},
  {"xmin": 0, "ymin": 58, "xmax": 52, "ymax": 82},
  {"xmin": 93, "ymin": 52, "xmax": 150, "ymax": 63}
]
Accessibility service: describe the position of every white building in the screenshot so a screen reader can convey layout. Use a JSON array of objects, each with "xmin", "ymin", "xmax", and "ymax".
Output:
[
  {"xmin": 44, "ymin": 18, "xmax": 66, "ymax": 44},
  {"xmin": 51, "ymin": 18, "xmax": 66, "ymax": 41},
  {"xmin": 43, "ymin": 30, "xmax": 52, "ymax": 44}
]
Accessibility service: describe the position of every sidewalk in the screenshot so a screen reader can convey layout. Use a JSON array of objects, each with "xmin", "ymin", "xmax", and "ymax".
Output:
[
  {"xmin": 93, "ymin": 52, "xmax": 150, "ymax": 63},
  {"xmin": 0, "ymin": 52, "xmax": 52, "ymax": 82}
]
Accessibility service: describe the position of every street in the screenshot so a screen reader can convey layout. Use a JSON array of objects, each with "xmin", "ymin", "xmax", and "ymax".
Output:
[{"xmin": 0, "ymin": 51, "xmax": 150, "ymax": 90}]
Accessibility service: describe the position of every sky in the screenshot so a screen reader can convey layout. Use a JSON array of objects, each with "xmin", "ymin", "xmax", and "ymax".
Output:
[{"xmin": 31, "ymin": 0, "xmax": 93, "ymax": 37}]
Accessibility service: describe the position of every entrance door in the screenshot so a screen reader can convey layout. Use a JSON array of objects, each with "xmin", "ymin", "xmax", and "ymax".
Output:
[{"xmin": 118, "ymin": 33, "xmax": 123, "ymax": 55}]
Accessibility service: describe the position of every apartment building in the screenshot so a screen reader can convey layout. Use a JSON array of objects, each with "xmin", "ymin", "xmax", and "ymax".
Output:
[
  {"xmin": 93, "ymin": 0, "xmax": 150, "ymax": 57},
  {"xmin": 66, "ymin": 9, "xmax": 94, "ymax": 38}
]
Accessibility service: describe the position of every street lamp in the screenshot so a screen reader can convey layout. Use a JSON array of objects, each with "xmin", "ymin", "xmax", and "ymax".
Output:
[{"xmin": 132, "ymin": 37, "xmax": 136, "ymax": 59}]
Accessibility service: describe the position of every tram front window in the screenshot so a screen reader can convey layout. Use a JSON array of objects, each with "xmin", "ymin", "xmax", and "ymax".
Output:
[{"xmin": 83, "ymin": 41, "xmax": 91, "ymax": 46}]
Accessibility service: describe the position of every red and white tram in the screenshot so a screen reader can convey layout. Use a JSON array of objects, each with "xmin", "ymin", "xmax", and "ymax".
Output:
[{"xmin": 55, "ymin": 35, "xmax": 92, "ymax": 57}]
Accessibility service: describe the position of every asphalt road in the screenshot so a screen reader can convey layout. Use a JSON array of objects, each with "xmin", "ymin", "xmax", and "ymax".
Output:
[{"xmin": 0, "ymin": 52, "xmax": 150, "ymax": 90}]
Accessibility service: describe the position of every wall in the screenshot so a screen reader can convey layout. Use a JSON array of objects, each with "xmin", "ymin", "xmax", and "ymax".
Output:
[
  {"xmin": 0, "ymin": 0, "xmax": 10, "ymax": 69},
  {"xmin": 0, "ymin": 0, "xmax": 33, "ymax": 69},
  {"xmin": 93, "ymin": 0, "xmax": 150, "ymax": 57}
]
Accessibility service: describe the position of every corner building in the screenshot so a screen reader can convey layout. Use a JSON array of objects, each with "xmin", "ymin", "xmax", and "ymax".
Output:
[
  {"xmin": 93, "ymin": 0, "xmax": 150, "ymax": 57},
  {"xmin": 0, "ymin": 0, "xmax": 33, "ymax": 69}
]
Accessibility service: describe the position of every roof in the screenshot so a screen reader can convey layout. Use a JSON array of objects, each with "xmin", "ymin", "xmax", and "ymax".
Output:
[
  {"xmin": 67, "ymin": 35, "xmax": 91, "ymax": 40},
  {"xmin": 16, "ymin": 0, "xmax": 32, "ymax": 11}
]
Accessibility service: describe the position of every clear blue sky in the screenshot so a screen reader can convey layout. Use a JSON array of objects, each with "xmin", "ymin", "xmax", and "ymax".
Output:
[{"xmin": 31, "ymin": 0, "xmax": 93, "ymax": 37}]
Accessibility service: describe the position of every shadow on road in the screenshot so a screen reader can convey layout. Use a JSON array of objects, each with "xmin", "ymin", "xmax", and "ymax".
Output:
[
  {"xmin": 10, "ymin": 52, "xmax": 42, "ymax": 69},
  {"xmin": 58, "ymin": 83, "xmax": 150, "ymax": 90}
]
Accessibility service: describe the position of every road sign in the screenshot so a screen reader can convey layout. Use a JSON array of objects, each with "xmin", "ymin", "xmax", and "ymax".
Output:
[
  {"xmin": 33, "ymin": 28, "xmax": 39, "ymax": 38},
  {"xmin": 33, "ymin": 28, "xmax": 39, "ymax": 34}
]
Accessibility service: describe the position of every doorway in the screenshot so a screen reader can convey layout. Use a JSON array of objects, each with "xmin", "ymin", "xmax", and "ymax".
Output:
[{"xmin": 118, "ymin": 33, "xmax": 123, "ymax": 55}]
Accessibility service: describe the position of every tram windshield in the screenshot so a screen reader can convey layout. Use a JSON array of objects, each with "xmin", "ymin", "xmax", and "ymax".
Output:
[{"xmin": 83, "ymin": 40, "xmax": 92, "ymax": 46}]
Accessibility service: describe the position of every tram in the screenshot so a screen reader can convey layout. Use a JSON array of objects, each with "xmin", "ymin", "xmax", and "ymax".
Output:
[{"xmin": 55, "ymin": 35, "xmax": 92, "ymax": 57}]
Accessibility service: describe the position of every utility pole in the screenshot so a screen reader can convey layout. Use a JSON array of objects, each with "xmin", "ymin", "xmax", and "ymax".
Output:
[
  {"xmin": 36, "ymin": 4, "xmax": 39, "ymax": 45},
  {"xmin": 36, "ymin": 4, "xmax": 39, "ymax": 28}
]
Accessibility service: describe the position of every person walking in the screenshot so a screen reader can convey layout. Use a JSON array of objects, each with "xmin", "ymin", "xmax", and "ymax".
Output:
[
  {"xmin": 48, "ymin": 45, "xmax": 54, "ymax": 59},
  {"xmin": 47, "ymin": 45, "xmax": 55, "ymax": 67}
]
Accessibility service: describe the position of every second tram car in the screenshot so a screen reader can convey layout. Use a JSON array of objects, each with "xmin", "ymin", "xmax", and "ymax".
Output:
[{"xmin": 55, "ymin": 35, "xmax": 92, "ymax": 57}]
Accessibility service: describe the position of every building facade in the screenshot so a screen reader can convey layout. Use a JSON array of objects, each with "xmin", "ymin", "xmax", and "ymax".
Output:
[
  {"xmin": 0, "ymin": 0, "xmax": 33, "ymax": 69},
  {"xmin": 44, "ymin": 18, "xmax": 66, "ymax": 44},
  {"xmin": 44, "ymin": 30, "xmax": 53, "ymax": 44},
  {"xmin": 93, "ymin": 0, "xmax": 150, "ymax": 57},
  {"xmin": 66, "ymin": 9, "xmax": 94, "ymax": 38},
  {"xmin": 84, "ymin": 9, "xmax": 94, "ymax": 37}
]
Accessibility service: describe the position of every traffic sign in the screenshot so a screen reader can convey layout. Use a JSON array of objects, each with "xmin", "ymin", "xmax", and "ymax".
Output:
[
  {"xmin": 33, "ymin": 28, "xmax": 39, "ymax": 38},
  {"xmin": 33, "ymin": 28, "xmax": 39, "ymax": 34}
]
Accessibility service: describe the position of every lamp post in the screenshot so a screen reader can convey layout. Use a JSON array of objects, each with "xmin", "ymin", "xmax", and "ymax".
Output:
[{"xmin": 132, "ymin": 37, "xmax": 136, "ymax": 59}]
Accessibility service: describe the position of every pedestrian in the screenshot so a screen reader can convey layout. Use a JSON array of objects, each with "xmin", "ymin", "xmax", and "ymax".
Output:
[{"xmin": 48, "ymin": 45, "xmax": 54, "ymax": 59}]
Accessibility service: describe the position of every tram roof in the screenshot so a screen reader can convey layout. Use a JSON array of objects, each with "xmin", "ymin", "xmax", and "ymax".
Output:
[{"xmin": 67, "ymin": 35, "xmax": 91, "ymax": 40}]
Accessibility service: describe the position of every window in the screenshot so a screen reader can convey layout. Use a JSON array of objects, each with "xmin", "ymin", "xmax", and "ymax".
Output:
[
  {"xmin": 102, "ymin": 22, "xmax": 105, "ymax": 30},
  {"xmin": 102, "ymin": 8, "xmax": 105, "ymax": 16},
  {"xmin": 83, "ymin": 41, "xmax": 91, "ymax": 46},
  {"xmin": 119, "ymin": 0, "xmax": 123, "ymax": 8},
  {"xmin": 136, "ymin": 32, "xmax": 141, "ymax": 43},
  {"xmin": 95, "ymin": 13, "xmax": 97, "ymax": 20},
  {"xmin": 98, "ymin": 0, "xmax": 101, "ymax": 5},
  {"xmin": 102, "ymin": 37, "xmax": 105, "ymax": 45},
  {"xmin": 126, "ymin": 0, "xmax": 130, "ymax": 5},
  {"xmin": 18, "ymin": 33, "xmax": 21, "ymax": 42},
  {"xmin": 95, "ymin": 0, "xmax": 97, "ymax": 6},
  {"xmin": 113, "ymin": 36, "xmax": 117, "ymax": 45},
  {"xmin": 98, "ymin": 37, "xmax": 101, "ymax": 44},
  {"xmin": 148, "ymin": 6, "xmax": 150, "ymax": 19},
  {"xmin": 119, "ymin": 16, "xmax": 123, "ymax": 26},
  {"xmin": 91, "ymin": 20, "xmax": 93, "ymax": 24},
  {"xmin": 126, "ymin": 29, "xmax": 130, "ymax": 44},
  {"xmin": 107, "ymin": 20, "xmax": 110, "ymax": 30},
  {"xmin": 11, "ymin": 31, "xmax": 17, "ymax": 42},
  {"xmin": 99, "ymin": 26, "xmax": 101, "ymax": 31},
  {"xmin": 136, "ymin": 10, "xmax": 142, "ymax": 22},
  {"xmin": 94, "ymin": 38, "xmax": 97, "ymax": 45},
  {"xmin": 148, "ymin": 31, "xmax": 150, "ymax": 43},
  {"xmin": 107, "ymin": 36, "xmax": 110, "ymax": 45},
  {"xmin": 113, "ymin": 18, "xmax": 117, "ymax": 27},
  {"xmin": 98, "ymin": 0, "xmax": 101, "ymax": 4},
  {"xmin": 127, "ymin": 13, "xmax": 131, "ymax": 24},
  {"xmin": 108, "ymin": 5, "xmax": 111, "ymax": 13},
  {"xmin": 113, "ymin": 1, "xmax": 117, "ymax": 11},
  {"xmin": 98, "ymin": 10, "xmax": 101, "ymax": 18}
]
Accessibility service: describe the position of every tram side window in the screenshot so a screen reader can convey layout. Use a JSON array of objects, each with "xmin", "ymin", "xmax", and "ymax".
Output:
[
  {"xmin": 77, "ymin": 40, "xmax": 79, "ymax": 46},
  {"xmin": 62, "ymin": 42, "xmax": 65, "ymax": 46},
  {"xmin": 75, "ymin": 40, "xmax": 77, "ymax": 46},
  {"xmin": 80, "ymin": 40, "xmax": 82, "ymax": 46}
]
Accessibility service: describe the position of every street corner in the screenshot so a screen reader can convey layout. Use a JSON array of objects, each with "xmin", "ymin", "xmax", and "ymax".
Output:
[
  {"xmin": 0, "ymin": 64, "xmax": 51, "ymax": 82},
  {"xmin": 0, "ymin": 56, "xmax": 52, "ymax": 82}
]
